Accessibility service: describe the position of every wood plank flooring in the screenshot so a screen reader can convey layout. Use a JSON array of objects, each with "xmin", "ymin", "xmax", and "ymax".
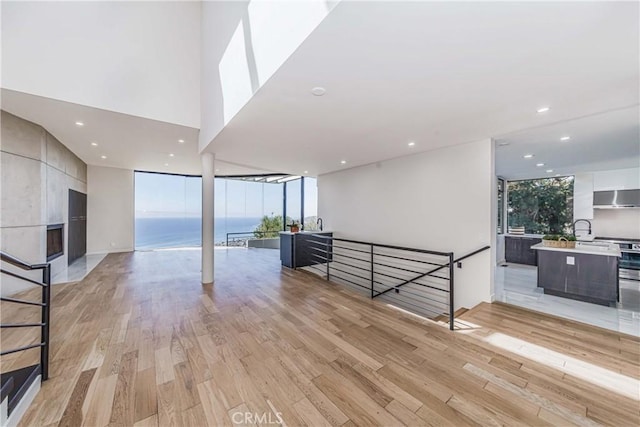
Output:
[{"xmin": 2, "ymin": 248, "xmax": 639, "ymax": 426}]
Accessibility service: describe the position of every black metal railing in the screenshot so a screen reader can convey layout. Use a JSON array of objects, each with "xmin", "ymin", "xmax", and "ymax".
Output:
[
  {"xmin": 225, "ymin": 230, "xmax": 281, "ymax": 247},
  {"xmin": 302, "ymin": 234, "xmax": 490, "ymax": 330},
  {"xmin": 1, "ymin": 252, "xmax": 51, "ymax": 380}
]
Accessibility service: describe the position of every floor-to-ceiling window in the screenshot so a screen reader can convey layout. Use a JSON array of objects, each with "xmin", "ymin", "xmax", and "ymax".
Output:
[
  {"xmin": 135, "ymin": 172, "xmax": 202, "ymax": 250},
  {"xmin": 303, "ymin": 177, "xmax": 319, "ymax": 230},
  {"xmin": 285, "ymin": 178, "xmax": 302, "ymax": 227},
  {"xmin": 216, "ymin": 178, "xmax": 284, "ymax": 245},
  {"xmin": 135, "ymin": 172, "xmax": 317, "ymax": 249}
]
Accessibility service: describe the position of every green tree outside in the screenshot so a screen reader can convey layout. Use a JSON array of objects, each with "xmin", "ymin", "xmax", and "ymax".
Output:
[
  {"xmin": 254, "ymin": 214, "xmax": 285, "ymax": 238},
  {"xmin": 507, "ymin": 177, "xmax": 574, "ymax": 234},
  {"xmin": 254, "ymin": 214, "xmax": 321, "ymax": 238}
]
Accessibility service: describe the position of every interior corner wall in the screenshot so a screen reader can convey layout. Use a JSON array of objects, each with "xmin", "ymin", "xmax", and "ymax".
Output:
[
  {"xmin": 317, "ymin": 139, "xmax": 494, "ymax": 310},
  {"xmin": 1, "ymin": 110, "xmax": 87, "ymax": 296},
  {"xmin": 87, "ymin": 165, "xmax": 134, "ymax": 254}
]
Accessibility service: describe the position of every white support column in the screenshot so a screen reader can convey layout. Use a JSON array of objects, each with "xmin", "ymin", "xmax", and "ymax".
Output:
[{"xmin": 201, "ymin": 152, "xmax": 215, "ymax": 284}]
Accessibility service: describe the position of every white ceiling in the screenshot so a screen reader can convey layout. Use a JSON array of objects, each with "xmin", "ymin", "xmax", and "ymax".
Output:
[
  {"xmin": 495, "ymin": 106, "xmax": 640, "ymax": 180},
  {"xmin": 204, "ymin": 1, "xmax": 639, "ymax": 177},
  {"xmin": 1, "ymin": 0, "xmax": 201, "ymax": 128},
  {"xmin": 1, "ymin": 1, "xmax": 638, "ymax": 179},
  {"xmin": 1, "ymin": 89, "xmax": 274, "ymax": 176}
]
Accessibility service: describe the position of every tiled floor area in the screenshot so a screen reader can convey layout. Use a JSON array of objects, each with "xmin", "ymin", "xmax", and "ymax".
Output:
[
  {"xmin": 52, "ymin": 253, "xmax": 107, "ymax": 284},
  {"xmin": 494, "ymin": 263, "xmax": 640, "ymax": 337}
]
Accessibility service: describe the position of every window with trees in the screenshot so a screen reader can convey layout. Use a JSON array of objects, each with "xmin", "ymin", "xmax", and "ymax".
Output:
[{"xmin": 507, "ymin": 176, "xmax": 574, "ymax": 234}]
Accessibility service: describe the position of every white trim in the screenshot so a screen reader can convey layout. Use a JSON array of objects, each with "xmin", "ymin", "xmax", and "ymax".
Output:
[{"xmin": 1, "ymin": 375, "xmax": 41, "ymax": 427}]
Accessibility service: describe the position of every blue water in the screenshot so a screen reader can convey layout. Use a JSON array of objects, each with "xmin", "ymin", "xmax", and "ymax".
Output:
[{"xmin": 135, "ymin": 217, "xmax": 263, "ymax": 249}]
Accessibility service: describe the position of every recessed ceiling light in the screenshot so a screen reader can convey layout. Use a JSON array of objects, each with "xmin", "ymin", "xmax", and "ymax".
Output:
[
  {"xmin": 304, "ymin": 170, "xmax": 308, "ymax": 174},
  {"xmin": 178, "ymin": 139, "xmax": 185, "ymax": 143},
  {"xmin": 555, "ymin": 174, "xmax": 561, "ymax": 177},
  {"xmin": 536, "ymin": 163, "xmax": 545, "ymax": 167},
  {"xmin": 75, "ymin": 121, "xmax": 84, "ymax": 126},
  {"xmin": 498, "ymin": 142, "xmax": 510, "ymax": 147},
  {"xmin": 536, "ymin": 107, "xmax": 550, "ymax": 113},
  {"xmin": 90, "ymin": 142, "xmax": 98, "ymax": 147},
  {"xmin": 311, "ymin": 87, "xmax": 326, "ymax": 96},
  {"xmin": 408, "ymin": 141, "xmax": 416, "ymax": 147},
  {"xmin": 546, "ymin": 169, "xmax": 554, "ymax": 173},
  {"xmin": 100, "ymin": 155, "xmax": 107, "ymax": 159},
  {"xmin": 215, "ymin": 169, "xmax": 219, "ymax": 172},
  {"xmin": 164, "ymin": 163, "xmax": 169, "ymax": 166},
  {"xmin": 523, "ymin": 154, "xmax": 534, "ymax": 159},
  {"xmin": 560, "ymin": 136, "xmax": 571, "ymax": 141},
  {"xmin": 340, "ymin": 160, "xmax": 347, "ymax": 164},
  {"xmin": 169, "ymin": 153, "xmax": 174, "ymax": 157}
]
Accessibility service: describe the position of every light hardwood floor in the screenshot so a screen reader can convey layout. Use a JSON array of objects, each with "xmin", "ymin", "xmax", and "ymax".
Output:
[{"xmin": 1, "ymin": 248, "xmax": 639, "ymax": 426}]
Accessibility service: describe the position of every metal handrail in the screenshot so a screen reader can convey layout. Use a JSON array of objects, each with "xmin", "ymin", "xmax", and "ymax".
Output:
[
  {"xmin": 1, "ymin": 251, "xmax": 51, "ymax": 380},
  {"xmin": 1, "ymin": 252, "xmax": 49, "ymax": 270},
  {"xmin": 225, "ymin": 230, "xmax": 281, "ymax": 246},
  {"xmin": 308, "ymin": 234, "xmax": 452, "ymax": 257},
  {"xmin": 302, "ymin": 235, "xmax": 490, "ymax": 331}
]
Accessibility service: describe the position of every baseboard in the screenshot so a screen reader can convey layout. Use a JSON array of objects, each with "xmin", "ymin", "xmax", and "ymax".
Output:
[{"xmin": 85, "ymin": 248, "xmax": 133, "ymax": 255}]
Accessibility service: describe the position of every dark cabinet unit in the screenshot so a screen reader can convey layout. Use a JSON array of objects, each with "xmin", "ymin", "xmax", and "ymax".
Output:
[
  {"xmin": 68, "ymin": 189, "xmax": 87, "ymax": 265},
  {"xmin": 537, "ymin": 250, "xmax": 619, "ymax": 306},
  {"xmin": 505, "ymin": 236, "xmax": 542, "ymax": 266},
  {"xmin": 280, "ymin": 232, "xmax": 333, "ymax": 268}
]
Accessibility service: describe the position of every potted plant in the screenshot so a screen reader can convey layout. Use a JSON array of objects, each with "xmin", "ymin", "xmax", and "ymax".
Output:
[
  {"xmin": 542, "ymin": 234, "xmax": 561, "ymax": 247},
  {"xmin": 289, "ymin": 221, "xmax": 300, "ymax": 233},
  {"xmin": 542, "ymin": 234, "xmax": 576, "ymax": 248},
  {"xmin": 564, "ymin": 234, "xmax": 577, "ymax": 248}
]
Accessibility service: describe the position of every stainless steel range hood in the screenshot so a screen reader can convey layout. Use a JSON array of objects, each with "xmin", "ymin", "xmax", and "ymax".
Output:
[{"xmin": 593, "ymin": 189, "xmax": 640, "ymax": 209}]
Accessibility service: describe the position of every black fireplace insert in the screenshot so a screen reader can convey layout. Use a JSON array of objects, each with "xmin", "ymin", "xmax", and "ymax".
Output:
[{"xmin": 47, "ymin": 224, "xmax": 64, "ymax": 261}]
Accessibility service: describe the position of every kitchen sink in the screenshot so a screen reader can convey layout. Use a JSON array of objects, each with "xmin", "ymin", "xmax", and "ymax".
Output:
[{"xmin": 575, "ymin": 242, "xmax": 617, "ymax": 252}]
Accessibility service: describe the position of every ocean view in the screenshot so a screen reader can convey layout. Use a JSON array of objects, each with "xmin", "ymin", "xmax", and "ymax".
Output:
[{"xmin": 135, "ymin": 217, "xmax": 264, "ymax": 250}]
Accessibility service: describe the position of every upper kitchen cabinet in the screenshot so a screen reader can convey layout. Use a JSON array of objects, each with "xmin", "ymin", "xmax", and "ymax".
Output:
[
  {"xmin": 593, "ymin": 168, "xmax": 640, "ymax": 191},
  {"xmin": 574, "ymin": 173, "xmax": 594, "ymax": 220},
  {"xmin": 574, "ymin": 167, "xmax": 640, "ymax": 221}
]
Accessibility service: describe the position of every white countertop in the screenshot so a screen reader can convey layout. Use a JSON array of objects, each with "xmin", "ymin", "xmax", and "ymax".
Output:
[
  {"xmin": 279, "ymin": 231, "xmax": 332, "ymax": 235},
  {"xmin": 504, "ymin": 234, "xmax": 544, "ymax": 238},
  {"xmin": 531, "ymin": 242, "xmax": 621, "ymax": 257}
]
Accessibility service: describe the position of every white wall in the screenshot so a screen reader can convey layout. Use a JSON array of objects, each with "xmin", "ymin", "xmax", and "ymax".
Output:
[
  {"xmin": 87, "ymin": 166, "xmax": 134, "ymax": 254},
  {"xmin": 592, "ymin": 209, "xmax": 640, "ymax": 239},
  {"xmin": 318, "ymin": 139, "xmax": 494, "ymax": 310},
  {"xmin": 2, "ymin": 1, "xmax": 201, "ymax": 128},
  {"xmin": 199, "ymin": 0, "xmax": 335, "ymax": 151}
]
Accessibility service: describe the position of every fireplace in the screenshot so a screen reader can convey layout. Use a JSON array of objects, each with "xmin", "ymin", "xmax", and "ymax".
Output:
[{"xmin": 47, "ymin": 224, "xmax": 64, "ymax": 261}]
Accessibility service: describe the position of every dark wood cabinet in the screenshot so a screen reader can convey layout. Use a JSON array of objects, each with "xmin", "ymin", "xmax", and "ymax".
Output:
[
  {"xmin": 505, "ymin": 236, "xmax": 541, "ymax": 266},
  {"xmin": 280, "ymin": 232, "xmax": 333, "ymax": 268},
  {"xmin": 68, "ymin": 189, "xmax": 87, "ymax": 265},
  {"xmin": 537, "ymin": 250, "xmax": 618, "ymax": 306}
]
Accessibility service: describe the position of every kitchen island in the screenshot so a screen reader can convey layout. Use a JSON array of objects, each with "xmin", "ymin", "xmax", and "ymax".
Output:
[
  {"xmin": 280, "ymin": 231, "xmax": 333, "ymax": 268},
  {"xmin": 532, "ymin": 242, "xmax": 621, "ymax": 306}
]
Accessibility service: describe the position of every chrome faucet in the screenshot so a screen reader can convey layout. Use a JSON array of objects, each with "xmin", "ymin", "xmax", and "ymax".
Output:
[
  {"xmin": 573, "ymin": 219, "xmax": 592, "ymax": 236},
  {"xmin": 317, "ymin": 217, "xmax": 324, "ymax": 231}
]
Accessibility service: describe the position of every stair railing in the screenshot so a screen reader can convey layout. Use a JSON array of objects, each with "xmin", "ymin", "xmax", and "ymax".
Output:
[
  {"xmin": 1, "ymin": 252, "xmax": 51, "ymax": 380},
  {"xmin": 303, "ymin": 234, "xmax": 490, "ymax": 330}
]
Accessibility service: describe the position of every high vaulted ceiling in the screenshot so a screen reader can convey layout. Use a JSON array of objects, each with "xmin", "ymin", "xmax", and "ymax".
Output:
[
  {"xmin": 2, "ymin": 1, "xmax": 638, "ymax": 178},
  {"xmin": 204, "ymin": 1, "xmax": 639, "ymax": 176}
]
